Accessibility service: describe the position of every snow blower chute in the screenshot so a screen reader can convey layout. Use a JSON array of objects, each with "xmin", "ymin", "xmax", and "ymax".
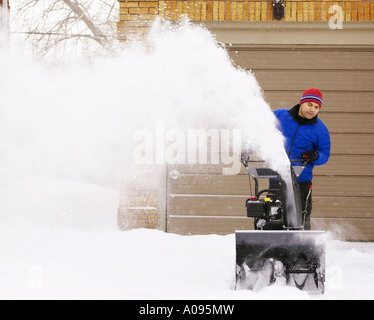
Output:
[{"xmin": 235, "ymin": 154, "xmax": 326, "ymax": 293}]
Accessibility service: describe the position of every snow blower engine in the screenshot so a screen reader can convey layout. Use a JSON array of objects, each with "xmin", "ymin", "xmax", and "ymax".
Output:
[{"xmin": 235, "ymin": 153, "xmax": 326, "ymax": 293}]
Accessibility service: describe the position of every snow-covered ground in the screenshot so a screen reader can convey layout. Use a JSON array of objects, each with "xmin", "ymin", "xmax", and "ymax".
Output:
[
  {"xmin": 0, "ymin": 176, "xmax": 373, "ymax": 300},
  {"xmin": 1, "ymin": 12, "xmax": 373, "ymax": 300}
]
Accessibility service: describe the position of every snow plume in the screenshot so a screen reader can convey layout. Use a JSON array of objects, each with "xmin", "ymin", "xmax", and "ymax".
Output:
[{"xmin": 0, "ymin": 19, "xmax": 291, "ymax": 229}]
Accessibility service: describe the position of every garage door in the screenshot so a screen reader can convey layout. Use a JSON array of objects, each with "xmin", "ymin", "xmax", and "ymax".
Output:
[{"xmin": 166, "ymin": 46, "xmax": 374, "ymax": 241}]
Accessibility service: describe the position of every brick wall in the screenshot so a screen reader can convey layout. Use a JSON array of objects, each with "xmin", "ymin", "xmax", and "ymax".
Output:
[{"xmin": 117, "ymin": 0, "xmax": 374, "ymax": 37}]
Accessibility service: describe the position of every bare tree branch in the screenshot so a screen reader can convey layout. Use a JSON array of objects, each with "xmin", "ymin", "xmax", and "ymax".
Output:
[
  {"xmin": 10, "ymin": 0, "xmax": 119, "ymax": 61},
  {"xmin": 62, "ymin": 0, "xmax": 109, "ymax": 46}
]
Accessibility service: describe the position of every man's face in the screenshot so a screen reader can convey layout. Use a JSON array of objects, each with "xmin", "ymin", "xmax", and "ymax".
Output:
[{"xmin": 298, "ymin": 101, "xmax": 321, "ymax": 119}]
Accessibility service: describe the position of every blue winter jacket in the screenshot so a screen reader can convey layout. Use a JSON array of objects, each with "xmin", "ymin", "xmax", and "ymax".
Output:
[{"xmin": 273, "ymin": 104, "xmax": 331, "ymax": 182}]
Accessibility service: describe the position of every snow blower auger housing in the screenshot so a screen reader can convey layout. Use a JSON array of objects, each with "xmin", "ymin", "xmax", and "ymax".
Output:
[{"xmin": 235, "ymin": 154, "xmax": 326, "ymax": 293}]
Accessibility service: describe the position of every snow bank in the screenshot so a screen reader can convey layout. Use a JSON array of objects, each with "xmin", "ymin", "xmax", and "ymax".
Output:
[
  {"xmin": 0, "ymin": 175, "xmax": 373, "ymax": 300},
  {"xmin": 1, "ymin": 211, "xmax": 374, "ymax": 300}
]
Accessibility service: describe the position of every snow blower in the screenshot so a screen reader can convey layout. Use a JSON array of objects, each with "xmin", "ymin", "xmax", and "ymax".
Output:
[{"xmin": 235, "ymin": 154, "xmax": 326, "ymax": 293}]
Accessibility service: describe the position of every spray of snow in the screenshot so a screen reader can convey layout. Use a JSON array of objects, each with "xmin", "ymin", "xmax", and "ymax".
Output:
[{"xmin": 0, "ymin": 19, "xmax": 293, "ymax": 228}]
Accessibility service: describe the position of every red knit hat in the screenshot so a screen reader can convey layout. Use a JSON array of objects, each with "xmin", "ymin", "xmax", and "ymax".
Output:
[{"xmin": 300, "ymin": 88, "xmax": 323, "ymax": 108}]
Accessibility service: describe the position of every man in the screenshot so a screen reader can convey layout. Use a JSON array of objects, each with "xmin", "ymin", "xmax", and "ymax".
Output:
[{"xmin": 273, "ymin": 88, "xmax": 331, "ymax": 230}]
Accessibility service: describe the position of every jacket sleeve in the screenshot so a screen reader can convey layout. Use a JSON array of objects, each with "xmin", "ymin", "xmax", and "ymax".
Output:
[
  {"xmin": 313, "ymin": 124, "xmax": 331, "ymax": 166},
  {"xmin": 273, "ymin": 109, "xmax": 284, "ymax": 130},
  {"xmin": 273, "ymin": 109, "xmax": 282, "ymax": 120}
]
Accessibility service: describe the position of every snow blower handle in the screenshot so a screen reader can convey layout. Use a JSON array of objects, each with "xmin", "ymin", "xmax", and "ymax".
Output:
[
  {"xmin": 301, "ymin": 158, "xmax": 309, "ymax": 169},
  {"xmin": 290, "ymin": 159, "xmax": 309, "ymax": 177},
  {"xmin": 240, "ymin": 152, "xmax": 252, "ymax": 168},
  {"xmin": 240, "ymin": 149, "xmax": 268, "ymax": 168}
]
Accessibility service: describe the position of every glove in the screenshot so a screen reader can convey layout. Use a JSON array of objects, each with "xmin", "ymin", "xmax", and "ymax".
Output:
[{"xmin": 300, "ymin": 150, "xmax": 318, "ymax": 162}]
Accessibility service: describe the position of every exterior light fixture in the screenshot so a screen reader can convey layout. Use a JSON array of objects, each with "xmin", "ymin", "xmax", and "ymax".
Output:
[{"xmin": 273, "ymin": 0, "xmax": 285, "ymax": 20}]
